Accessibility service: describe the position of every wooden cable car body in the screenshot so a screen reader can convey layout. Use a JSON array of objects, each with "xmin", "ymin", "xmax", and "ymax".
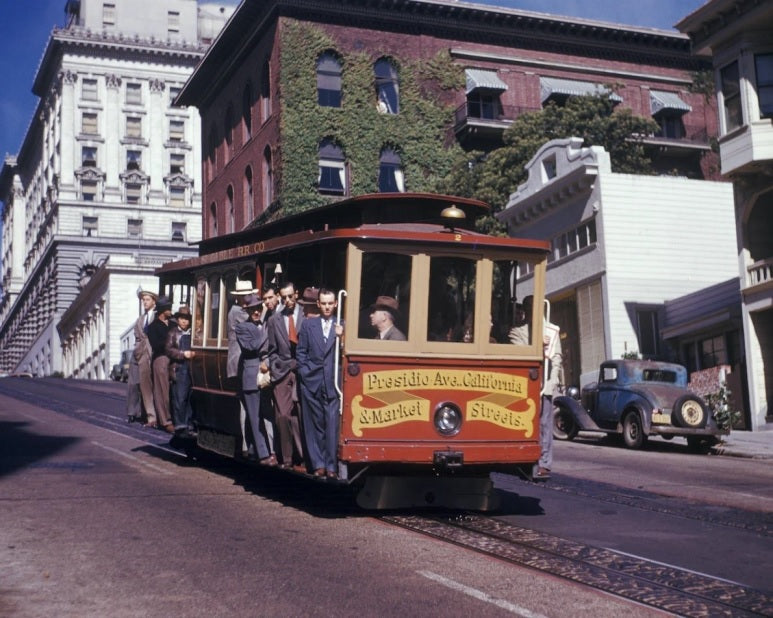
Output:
[{"xmin": 157, "ymin": 193, "xmax": 551, "ymax": 509}]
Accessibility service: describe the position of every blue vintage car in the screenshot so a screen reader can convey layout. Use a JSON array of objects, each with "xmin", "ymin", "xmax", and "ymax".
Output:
[{"xmin": 553, "ymin": 359, "xmax": 727, "ymax": 452}]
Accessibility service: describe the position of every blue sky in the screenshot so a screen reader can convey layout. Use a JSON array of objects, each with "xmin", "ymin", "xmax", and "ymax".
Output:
[{"xmin": 0, "ymin": 0, "xmax": 707, "ymax": 163}]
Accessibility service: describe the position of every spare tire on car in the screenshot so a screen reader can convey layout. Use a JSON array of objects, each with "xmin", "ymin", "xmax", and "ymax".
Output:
[{"xmin": 672, "ymin": 394, "xmax": 707, "ymax": 429}]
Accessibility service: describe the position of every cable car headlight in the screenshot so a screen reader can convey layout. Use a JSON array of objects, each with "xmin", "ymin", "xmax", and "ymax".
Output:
[{"xmin": 434, "ymin": 402, "xmax": 462, "ymax": 436}]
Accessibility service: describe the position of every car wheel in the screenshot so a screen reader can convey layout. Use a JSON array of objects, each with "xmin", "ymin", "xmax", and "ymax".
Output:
[
  {"xmin": 553, "ymin": 405, "xmax": 578, "ymax": 441},
  {"xmin": 672, "ymin": 395, "xmax": 707, "ymax": 429},
  {"xmin": 687, "ymin": 435, "xmax": 719, "ymax": 454},
  {"xmin": 622, "ymin": 411, "xmax": 647, "ymax": 449}
]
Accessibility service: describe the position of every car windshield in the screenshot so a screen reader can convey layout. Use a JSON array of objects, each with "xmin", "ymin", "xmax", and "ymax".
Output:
[{"xmin": 642, "ymin": 369, "xmax": 678, "ymax": 383}]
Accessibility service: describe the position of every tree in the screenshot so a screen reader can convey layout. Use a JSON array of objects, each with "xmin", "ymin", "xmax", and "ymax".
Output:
[{"xmin": 438, "ymin": 93, "xmax": 660, "ymax": 233}]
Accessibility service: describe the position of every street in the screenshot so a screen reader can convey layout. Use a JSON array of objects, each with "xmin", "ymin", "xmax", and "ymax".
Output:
[{"xmin": 1, "ymin": 377, "xmax": 771, "ymax": 617}]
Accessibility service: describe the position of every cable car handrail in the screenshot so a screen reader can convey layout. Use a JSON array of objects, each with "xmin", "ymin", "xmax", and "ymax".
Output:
[{"xmin": 335, "ymin": 288, "xmax": 347, "ymax": 413}]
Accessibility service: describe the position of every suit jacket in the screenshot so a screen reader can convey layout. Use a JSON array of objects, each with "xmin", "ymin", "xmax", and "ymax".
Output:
[
  {"xmin": 380, "ymin": 325, "xmax": 406, "ymax": 341},
  {"xmin": 544, "ymin": 321, "xmax": 563, "ymax": 397},
  {"xmin": 234, "ymin": 319, "xmax": 268, "ymax": 392},
  {"xmin": 297, "ymin": 317, "xmax": 340, "ymax": 397},
  {"xmin": 132, "ymin": 310, "xmax": 154, "ymax": 363},
  {"xmin": 267, "ymin": 306, "xmax": 304, "ymax": 381},
  {"xmin": 226, "ymin": 304, "xmax": 247, "ymax": 378}
]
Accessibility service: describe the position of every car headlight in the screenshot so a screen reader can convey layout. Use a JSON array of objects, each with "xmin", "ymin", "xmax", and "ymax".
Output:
[{"xmin": 434, "ymin": 402, "xmax": 462, "ymax": 436}]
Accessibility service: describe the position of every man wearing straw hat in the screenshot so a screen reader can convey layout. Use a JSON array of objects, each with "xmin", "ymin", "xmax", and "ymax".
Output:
[
  {"xmin": 228, "ymin": 279, "xmax": 257, "ymax": 454},
  {"xmin": 127, "ymin": 288, "xmax": 158, "ymax": 426}
]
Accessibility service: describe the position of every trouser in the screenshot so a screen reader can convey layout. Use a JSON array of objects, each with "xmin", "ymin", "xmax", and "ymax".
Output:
[
  {"xmin": 272, "ymin": 371, "xmax": 303, "ymax": 465},
  {"xmin": 539, "ymin": 394, "xmax": 554, "ymax": 469},
  {"xmin": 241, "ymin": 390, "xmax": 270, "ymax": 460},
  {"xmin": 152, "ymin": 355, "xmax": 172, "ymax": 427},
  {"xmin": 137, "ymin": 355, "xmax": 156, "ymax": 424},
  {"xmin": 300, "ymin": 383, "xmax": 339, "ymax": 473},
  {"xmin": 170, "ymin": 365, "xmax": 193, "ymax": 431}
]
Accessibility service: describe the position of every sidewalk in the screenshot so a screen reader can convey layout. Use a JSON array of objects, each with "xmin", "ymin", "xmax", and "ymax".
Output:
[{"xmin": 711, "ymin": 428, "xmax": 773, "ymax": 459}]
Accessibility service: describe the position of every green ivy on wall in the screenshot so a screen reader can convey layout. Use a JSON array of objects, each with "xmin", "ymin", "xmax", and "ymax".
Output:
[{"xmin": 278, "ymin": 20, "xmax": 465, "ymax": 215}]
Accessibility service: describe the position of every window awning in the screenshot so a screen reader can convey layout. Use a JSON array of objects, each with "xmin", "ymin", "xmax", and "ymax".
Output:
[
  {"xmin": 540, "ymin": 77, "xmax": 623, "ymax": 103},
  {"xmin": 650, "ymin": 90, "xmax": 691, "ymax": 115},
  {"xmin": 465, "ymin": 69, "xmax": 508, "ymax": 95}
]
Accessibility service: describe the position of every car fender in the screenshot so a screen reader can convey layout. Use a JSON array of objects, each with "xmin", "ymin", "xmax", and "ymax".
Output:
[
  {"xmin": 553, "ymin": 395, "xmax": 603, "ymax": 432},
  {"xmin": 616, "ymin": 398, "xmax": 653, "ymax": 435}
]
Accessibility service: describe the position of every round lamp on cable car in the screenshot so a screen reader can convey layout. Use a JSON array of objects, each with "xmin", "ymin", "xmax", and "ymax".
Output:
[
  {"xmin": 441, "ymin": 204, "xmax": 466, "ymax": 232},
  {"xmin": 434, "ymin": 402, "xmax": 463, "ymax": 436}
]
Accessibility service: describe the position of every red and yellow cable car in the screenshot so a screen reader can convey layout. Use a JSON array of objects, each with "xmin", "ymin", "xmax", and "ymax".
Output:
[{"xmin": 157, "ymin": 193, "xmax": 551, "ymax": 509}]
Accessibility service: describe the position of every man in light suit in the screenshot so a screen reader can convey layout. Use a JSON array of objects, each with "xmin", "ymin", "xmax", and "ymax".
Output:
[
  {"xmin": 227, "ymin": 279, "xmax": 255, "ymax": 454},
  {"xmin": 267, "ymin": 282, "xmax": 304, "ymax": 469},
  {"xmin": 369, "ymin": 295, "xmax": 406, "ymax": 341},
  {"xmin": 297, "ymin": 288, "xmax": 343, "ymax": 478},
  {"xmin": 127, "ymin": 289, "xmax": 157, "ymax": 426},
  {"xmin": 234, "ymin": 293, "xmax": 274, "ymax": 465}
]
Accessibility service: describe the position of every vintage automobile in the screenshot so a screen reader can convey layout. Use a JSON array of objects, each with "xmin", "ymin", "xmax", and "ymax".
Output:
[
  {"xmin": 552, "ymin": 359, "xmax": 727, "ymax": 452},
  {"xmin": 110, "ymin": 349, "xmax": 132, "ymax": 382}
]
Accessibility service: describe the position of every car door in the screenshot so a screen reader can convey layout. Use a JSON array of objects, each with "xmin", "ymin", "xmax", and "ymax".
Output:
[{"xmin": 595, "ymin": 364, "xmax": 621, "ymax": 427}]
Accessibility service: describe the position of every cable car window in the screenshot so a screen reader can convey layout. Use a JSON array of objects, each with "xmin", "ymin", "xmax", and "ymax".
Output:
[
  {"xmin": 491, "ymin": 259, "xmax": 532, "ymax": 345},
  {"xmin": 358, "ymin": 252, "xmax": 411, "ymax": 340},
  {"xmin": 208, "ymin": 276, "xmax": 221, "ymax": 344},
  {"xmin": 427, "ymin": 256, "xmax": 476, "ymax": 343},
  {"xmin": 193, "ymin": 277, "xmax": 206, "ymax": 346}
]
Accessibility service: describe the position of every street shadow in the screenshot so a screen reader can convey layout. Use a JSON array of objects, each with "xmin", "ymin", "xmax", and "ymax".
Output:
[{"xmin": 0, "ymin": 420, "xmax": 80, "ymax": 479}]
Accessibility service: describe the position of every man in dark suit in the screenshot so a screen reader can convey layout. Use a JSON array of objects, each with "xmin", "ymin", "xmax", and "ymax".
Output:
[
  {"xmin": 267, "ymin": 282, "xmax": 304, "ymax": 469},
  {"xmin": 234, "ymin": 293, "xmax": 274, "ymax": 465},
  {"xmin": 297, "ymin": 288, "xmax": 343, "ymax": 478},
  {"xmin": 369, "ymin": 295, "xmax": 406, "ymax": 340}
]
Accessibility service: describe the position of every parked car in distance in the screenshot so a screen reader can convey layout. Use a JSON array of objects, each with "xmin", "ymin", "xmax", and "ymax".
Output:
[
  {"xmin": 553, "ymin": 359, "xmax": 727, "ymax": 452},
  {"xmin": 110, "ymin": 350, "xmax": 132, "ymax": 382}
]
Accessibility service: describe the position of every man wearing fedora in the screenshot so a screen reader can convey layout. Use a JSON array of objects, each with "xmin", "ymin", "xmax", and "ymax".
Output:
[
  {"xmin": 148, "ymin": 295, "xmax": 175, "ymax": 433},
  {"xmin": 234, "ymin": 293, "xmax": 275, "ymax": 465},
  {"xmin": 370, "ymin": 296, "xmax": 406, "ymax": 341},
  {"xmin": 127, "ymin": 289, "xmax": 157, "ymax": 426},
  {"xmin": 166, "ymin": 305, "xmax": 197, "ymax": 437},
  {"xmin": 228, "ymin": 279, "xmax": 256, "ymax": 454}
]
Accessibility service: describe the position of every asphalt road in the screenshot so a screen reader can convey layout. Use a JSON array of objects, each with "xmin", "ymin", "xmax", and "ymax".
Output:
[{"xmin": 1, "ymin": 377, "xmax": 771, "ymax": 617}]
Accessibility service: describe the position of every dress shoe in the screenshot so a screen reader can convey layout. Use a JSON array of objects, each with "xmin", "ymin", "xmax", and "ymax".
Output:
[
  {"xmin": 535, "ymin": 467, "xmax": 550, "ymax": 479},
  {"xmin": 143, "ymin": 422, "xmax": 157, "ymax": 429},
  {"xmin": 127, "ymin": 415, "xmax": 141, "ymax": 424},
  {"xmin": 163, "ymin": 423, "xmax": 175, "ymax": 434},
  {"xmin": 326, "ymin": 470, "xmax": 338, "ymax": 480},
  {"xmin": 259, "ymin": 455, "xmax": 278, "ymax": 467},
  {"xmin": 313, "ymin": 468, "xmax": 326, "ymax": 477},
  {"xmin": 292, "ymin": 464, "xmax": 307, "ymax": 473},
  {"xmin": 279, "ymin": 462, "xmax": 293, "ymax": 470}
]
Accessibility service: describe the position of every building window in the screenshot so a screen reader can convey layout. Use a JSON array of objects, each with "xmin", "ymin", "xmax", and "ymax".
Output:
[
  {"xmin": 82, "ymin": 216, "xmax": 98, "ymax": 237},
  {"xmin": 542, "ymin": 155, "xmax": 557, "ymax": 181},
  {"xmin": 318, "ymin": 139, "xmax": 346, "ymax": 195},
  {"xmin": 636, "ymin": 309, "xmax": 659, "ymax": 357},
  {"xmin": 169, "ymin": 186, "xmax": 186, "ymax": 207},
  {"xmin": 374, "ymin": 58, "xmax": 399, "ymax": 114},
  {"xmin": 701, "ymin": 334, "xmax": 728, "ymax": 368},
  {"xmin": 172, "ymin": 222, "xmax": 186, "ymax": 242},
  {"xmin": 167, "ymin": 10, "xmax": 180, "ymax": 34},
  {"xmin": 208, "ymin": 126, "xmax": 217, "ymax": 180},
  {"xmin": 655, "ymin": 114, "xmax": 685, "ymax": 139},
  {"xmin": 127, "ymin": 219, "xmax": 143, "ymax": 238},
  {"xmin": 126, "ymin": 183, "xmax": 142, "ymax": 204},
  {"xmin": 169, "ymin": 85, "xmax": 181, "ymax": 102},
  {"xmin": 82, "ymin": 146, "xmax": 97, "ymax": 167},
  {"xmin": 242, "ymin": 84, "xmax": 252, "ymax": 140},
  {"xmin": 82, "ymin": 78, "xmax": 98, "ymax": 101},
  {"xmin": 755, "ymin": 53, "xmax": 773, "ymax": 118},
  {"xmin": 169, "ymin": 119, "xmax": 185, "ymax": 142},
  {"xmin": 262, "ymin": 147, "xmax": 273, "ymax": 207},
  {"xmin": 126, "ymin": 82, "xmax": 142, "ymax": 105},
  {"xmin": 551, "ymin": 219, "xmax": 596, "ymax": 261},
  {"xmin": 209, "ymin": 202, "xmax": 218, "ymax": 237},
  {"xmin": 170, "ymin": 152, "xmax": 185, "ymax": 174},
  {"xmin": 224, "ymin": 106, "xmax": 234, "ymax": 159},
  {"xmin": 720, "ymin": 61, "xmax": 742, "ymax": 132},
  {"xmin": 466, "ymin": 91, "xmax": 500, "ymax": 120},
  {"xmin": 244, "ymin": 166, "xmax": 254, "ymax": 222},
  {"xmin": 260, "ymin": 59, "xmax": 272, "ymax": 121},
  {"xmin": 378, "ymin": 148, "xmax": 404, "ymax": 192},
  {"xmin": 102, "ymin": 3, "xmax": 116, "ymax": 27},
  {"xmin": 81, "ymin": 112, "xmax": 98, "ymax": 135},
  {"xmin": 126, "ymin": 116, "xmax": 142, "ymax": 138},
  {"xmin": 317, "ymin": 52, "xmax": 342, "ymax": 108},
  {"xmin": 227, "ymin": 185, "xmax": 235, "ymax": 233},
  {"xmin": 81, "ymin": 180, "xmax": 97, "ymax": 201},
  {"xmin": 126, "ymin": 149, "xmax": 142, "ymax": 170}
]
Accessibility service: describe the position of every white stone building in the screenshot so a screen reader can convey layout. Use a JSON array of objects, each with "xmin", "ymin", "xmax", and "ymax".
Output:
[
  {"xmin": 0, "ymin": 0, "xmax": 233, "ymax": 378},
  {"xmin": 498, "ymin": 138, "xmax": 739, "ymax": 398},
  {"xmin": 677, "ymin": 0, "xmax": 773, "ymax": 431}
]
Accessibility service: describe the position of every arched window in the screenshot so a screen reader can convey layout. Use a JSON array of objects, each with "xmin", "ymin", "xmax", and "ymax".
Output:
[
  {"xmin": 224, "ymin": 104, "xmax": 234, "ymax": 160},
  {"xmin": 242, "ymin": 83, "xmax": 252, "ymax": 140},
  {"xmin": 260, "ymin": 59, "xmax": 271, "ymax": 122},
  {"xmin": 209, "ymin": 202, "xmax": 218, "ymax": 238},
  {"xmin": 227, "ymin": 184, "xmax": 235, "ymax": 233},
  {"xmin": 375, "ymin": 58, "xmax": 399, "ymax": 114},
  {"xmin": 378, "ymin": 147, "xmax": 404, "ymax": 193},
  {"xmin": 244, "ymin": 165, "xmax": 254, "ymax": 223},
  {"xmin": 318, "ymin": 138, "xmax": 346, "ymax": 195},
  {"xmin": 317, "ymin": 52, "xmax": 342, "ymax": 108},
  {"xmin": 262, "ymin": 146, "xmax": 273, "ymax": 207}
]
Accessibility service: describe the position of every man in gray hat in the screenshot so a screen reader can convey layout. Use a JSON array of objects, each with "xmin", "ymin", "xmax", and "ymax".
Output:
[
  {"xmin": 369, "ymin": 296, "xmax": 406, "ymax": 341},
  {"xmin": 148, "ymin": 295, "xmax": 175, "ymax": 433}
]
